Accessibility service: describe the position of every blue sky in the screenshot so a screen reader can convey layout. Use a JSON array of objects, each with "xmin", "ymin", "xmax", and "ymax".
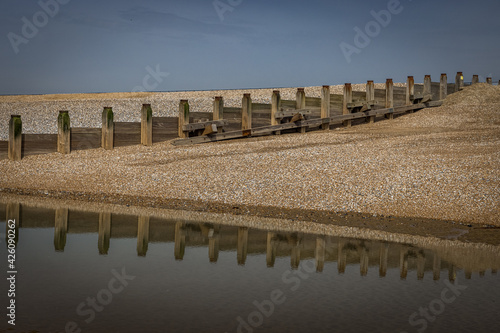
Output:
[{"xmin": 1, "ymin": 0, "xmax": 499, "ymax": 94}]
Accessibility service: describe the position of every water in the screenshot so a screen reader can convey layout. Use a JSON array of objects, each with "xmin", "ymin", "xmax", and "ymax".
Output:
[{"xmin": 0, "ymin": 202, "xmax": 499, "ymax": 333}]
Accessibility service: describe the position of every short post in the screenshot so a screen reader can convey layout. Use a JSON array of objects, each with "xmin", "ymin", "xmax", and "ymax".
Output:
[
  {"xmin": 440, "ymin": 73, "xmax": 448, "ymax": 100},
  {"xmin": 213, "ymin": 96, "xmax": 224, "ymax": 121},
  {"xmin": 271, "ymin": 90, "xmax": 281, "ymax": 135},
  {"xmin": 98, "ymin": 212, "xmax": 111, "ymax": 255},
  {"xmin": 178, "ymin": 100, "xmax": 189, "ymax": 139},
  {"xmin": 54, "ymin": 208, "xmax": 68, "ymax": 252},
  {"xmin": 8, "ymin": 115, "xmax": 22, "ymax": 161},
  {"xmin": 320, "ymin": 85, "xmax": 330, "ymax": 130},
  {"xmin": 366, "ymin": 80, "xmax": 375, "ymax": 124},
  {"xmin": 385, "ymin": 78, "xmax": 394, "ymax": 119},
  {"xmin": 241, "ymin": 94, "xmax": 252, "ymax": 131},
  {"xmin": 406, "ymin": 76, "xmax": 414, "ymax": 106},
  {"xmin": 141, "ymin": 104, "xmax": 153, "ymax": 146},
  {"xmin": 472, "ymin": 75, "xmax": 479, "ymax": 84},
  {"xmin": 57, "ymin": 111, "xmax": 71, "ymax": 154},
  {"xmin": 342, "ymin": 83, "xmax": 352, "ymax": 127},
  {"xmin": 455, "ymin": 72, "xmax": 463, "ymax": 91},
  {"xmin": 296, "ymin": 88, "xmax": 306, "ymax": 109},
  {"xmin": 137, "ymin": 216, "xmax": 150, "ymax": 257},
  {"xmin": 423, "ymin": 75, "xmax": 432, "ymax": 99},
  {"xmin": 101, "ymin": 107, "xmax": 114, "ymax": 150},
  {"xmin": 486, "ymin": 77, "xmax": 493, "ymax": 85}
]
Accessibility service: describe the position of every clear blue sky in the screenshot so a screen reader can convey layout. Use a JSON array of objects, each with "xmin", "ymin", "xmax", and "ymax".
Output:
[{"xmin": 1, "ymin": 0, "xmax": 499, "ymax": 94}]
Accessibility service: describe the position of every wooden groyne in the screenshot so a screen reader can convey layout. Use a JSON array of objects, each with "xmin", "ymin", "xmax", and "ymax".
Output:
[{"xmin": 0, "ymin": 73, "xmax": 494, "ymax": 160}]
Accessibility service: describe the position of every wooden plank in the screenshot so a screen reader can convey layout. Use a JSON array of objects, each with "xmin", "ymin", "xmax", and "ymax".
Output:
[
  {"xmin": 152, "ymin": 117, "xmax": 179, "ymax": 143},
  {"xmin": 0, "ymin": 141, "xmax": 8, "ymax": 160},
  {"xmin": 71, "ymin": 128, "xmax": 101, "ymax": 150},
  {"xmin": 183, "ymin": 120, "xmax": 228, "ymax": 131},
  {"xmin": 275, "ymin": 109, "xmax": 312, "ymax": 118},
  {"xmin": 281, "ymin": 100, "xmax": 296, "ymax": 108},
  {"xmin": 21, "ymin": 134, "xmax": 57, "ymax": 156},
  {"xmin": 114, "ymin": 122, "xmax": 141, "ymax": 147}
]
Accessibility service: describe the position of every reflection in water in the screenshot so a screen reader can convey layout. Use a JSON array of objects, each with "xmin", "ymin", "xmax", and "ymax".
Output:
[
  {"xmin": 98, "ymin": 212, "xmax": 111, "ymax": 255},
  {"xmin": 53, "ymin": 208, "xmax": 68, "ymax": 251},
  {"xmin": 137, "ymin": 216, "xmax": 149, "ymax": 257},
  {"xmin": 5, "ymin": 202, "xmax": 20, "ymax": 246},
  {"xmin": 174, "ymin": 221, "xmax": 186, "ymax": 260}
]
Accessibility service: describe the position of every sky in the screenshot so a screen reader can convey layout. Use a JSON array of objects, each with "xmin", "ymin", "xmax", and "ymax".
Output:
[{"xmin": 0, "ymin": 0, "xmax": 499, "ymax": 95}]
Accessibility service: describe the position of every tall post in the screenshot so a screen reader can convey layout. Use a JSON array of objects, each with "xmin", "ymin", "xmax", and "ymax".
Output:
[
  {"xmin": 472, "ymin": 75, "xmax": 479, "ymax": 84},
  {"xmin": 486, "ymin": 77, "xmax": 493, "ymax": 85},
  {"xmin": 241, "ymin": 94, "xmax": 252, "ymax": 131},
  {"xmin": 101, "ymin": 107, "xmax": 114, "ymax": 150},
  {"xmin": 213, "ymin": 96, "xmax": 224, "ymax": 121},
  {"xmin": 455, "ymin": 72, "xmax": 463, "ymax": 92},
  {"xmin": 406, "ymin": 76, "xmax": 414, "ymax": 106},
  {"xmin": 271, "ymin": 90, "xmax": 281, "ymax": 135},
  {"xmin": 320, "ymin": 85, "xmax": 330, "ymax": 130},
  {"xmin": 141, "ymin": 104, "xmax": 153, "ymax": 146},
  {"xmin": 8, "ymin": 115, "xmax": 22, "ymax": 161},
  {"xmin": 57, "ymin": 111, "xmax": 71, "ymax": 154},
  {"xmin": 178, "ymin": 100, "xmax": 189, "ymax": 139},
  {"xmin": 423, "ymin": 75, "xmax": 432, "ymax": 99},
  {"xmin": 385, "ymin": 78, "xmax": 394, "ymax": 119},
  {"xmin": 342, "ymin": 83, "xmax": 352, "ymax": 127},
  {"xmin": 440, "ymin": 73, "xmax": 448, "ymax": 100},
  {"xmin": 98, "ymin": 212, "xmax": 111, "ymax": 255},
  {"xmin": 296, "ymin": 88, "xmax": 306, "ymax": 109},
  {"xmin": 54, "ymin": 208, "xmax": 68, "ymax": 252},
  {"xmin": 366, "ymin": 80, "xmax": 375, "ymax": 124},
  {"xmin": 237, "ymin": 227, "xmax": 248, "ymax": 265},
  {"xmin": 137, "ymin": 216, "xmax": 150, "ymax": 257}
]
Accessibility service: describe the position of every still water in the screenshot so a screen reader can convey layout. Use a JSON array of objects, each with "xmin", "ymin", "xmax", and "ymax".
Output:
[{"xmin": 1, "ymin": 202, "xmax": 499, "ymax": 333}]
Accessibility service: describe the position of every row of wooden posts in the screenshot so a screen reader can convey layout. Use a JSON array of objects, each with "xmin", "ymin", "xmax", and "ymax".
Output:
[{"xmin": 6, "ymin": 72, "xmax": 496, "ymax": 160}]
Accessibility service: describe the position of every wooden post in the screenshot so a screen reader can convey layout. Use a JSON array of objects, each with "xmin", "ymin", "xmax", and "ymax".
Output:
[
  {"xmin": 137, "ymin": 216, "xmax": 149, "ymax": 257},
  {"xmin": 406, "ymin": 76, "xmax": 414, "ymax": 106},
  {"xmin": 241, "ymin": 94, "xmax": 252, "ymax": 131},
  {"xmin": 486, "ymin": 77, "xmax": 493, "ymax": 85},
  {"xmin": 178, "ymin": 100, "xmax": 189, "ymax": 139},
  {"xmin": 423, "ymin": 75, "xmax": 432, "ymax": 99},
  {"xmin": 472, "ymin": 75, "xmax": 479, "ymax": 84},
  {"xmin": 271, "ymin": 90, "xmax": 281, "ymax": 135},
  {"xmin": 366, "ymin": 80, "xmax": 375, "ymax": 124},
  {"xmin": 6, "ymin": 203, "xmax": 20, "ymax": 245},
  {"xmin": 297, "ymin": 88, "xmax": 307, "ymax": 133},
  {"xmin": 342, "ymin": 83, "xmax": 352, "ymax": 127},
  {"xmin": 57, "ymin": 111, "xmax": 70, "ymax": 154},
  {"xmin": 433, "ymin": 254, "xmax": 441, "ymax": 281},
  {"xmin": 237, "ymin": 227, "xmax": 248, "ymax": 265},
  {"xmin": 101, "ymin": 107, "xmax": 114, "ymax": 150},
  {"xmin": 385, "ymin": 78, "xmax": 394, "ymax": 119},
  {"xmin": 379, "ymin": 243, "xmax": 388, "ymax": 277},
  {"xmin": 321, "ymin": 85, "xmax": 330, "ymax": 130},
  {"xmin": 174, "ymin": 222, "xmax": 186, "ymax": 260},
  {"xmin": 440, "ymin": 73, "xmax": 448, "ymax": 100},
  {"xmin": 54, "ymin": 208, "xmax": 68, "ymax": 252},
  {"xmin": 213, "ymin": 97, "xmax": 224, "ymax": 134},
  {"xmin": 98, "ymin": 212, "xmax": 111, "ymax": 255},
  {"xmin": 8, "ymin": 115, "xmax": 22, "ymax": 161},
  {"xmin": 266, "ymin": 232, "xmax": 277, "ymax": 267},
  {"xmin": 141, "ymin": 104, "xmax": 153, "ymax": 146},
  {"xmin": 455, "ymin": 72, "xmax": 463, "ymax": 92},
  {"xmin": 315, "ymin": 237, "xmax": 325, "ymax": 272}
]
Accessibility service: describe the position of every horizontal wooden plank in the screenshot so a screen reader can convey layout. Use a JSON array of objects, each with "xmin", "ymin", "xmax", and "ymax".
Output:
[
  {"xmin": 275, "ymin": 109, "xmax": 312, "ymax": 118},
  {"xmin": 0, "ymin": 141, "xmax": 8, "ymax": 160},
  {"xmin": 152, "ymin": 117, "xmax": 178, "ymax": 143},
  {"xmin": 22, "ymin": 134, "xmax": 57, "ymax": 156},
  {"xmin": 71, "ymin": 128, "xmax": 101, "ymax": 150},
  {"xmin": 183, "ymin": 120, "xmax": 228, "ymax": 131}
]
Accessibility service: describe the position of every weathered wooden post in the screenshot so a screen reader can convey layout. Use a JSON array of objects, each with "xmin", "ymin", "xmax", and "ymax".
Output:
[
  {"xmin": 296, "ymin": 88, "xmax": 306, "ymax": 109},
  {"xmin": 271, "ymin": 90, "xmax": 281, "ymax": 135},
  {"xmin": 101, "ymin": 107, "xmax": 114, "ymax": 150},
  {"xmin": 241, "ymin": 94, "xmax": 252, "ymax": 131},
  {"xmin": 366, "ymin": 80, "xmax": 375, "ymax": 124},
  {"xmin": 98, "ymin": 212, "xmax": 111, "ymax": 255},
  {"xmin": 433, "ymin": 254, "xmax": 441, "ymax": 281},
  {"xmin": 455, "ymin": 72, "xmax": 463, "ymax": 91},
  {"xmin": 472, "ymin": 75, "xmax": 479, "ymax": 84},
  {"xmin": 266, "ymin": 232, "xmax": 277, "ymax": 267},
  {"xmin": 321, "ymin": 85, "xmax": 330, "ymax": 130},
  {"xmin": 440, "ymin": 73, "xmax": 448, "ymax": 100},
  {"xmin": 423, "ymin": 75, "xmax": 432, "ymax": 101},
  {"xmin": 213, "ymin": 96, "xmax": 224, "ymax": 121},
  {"xmin": 385, "ymin": 78, "xmax": 394, "ymax": 119},
  {"xmin": 342, "ymin": 83, "xmax": 352, "ymax": 127},
  {"xmin": 8, "ymin": 115, "xmax": 22, "ymax": 161},
  {"xmin": 141, "ymin": 104, "xmax": 153, "ymax": 146},
  {"xmin": 6, "ymin": 203, "xmax": 20, "ymax": 245},
  {"xmin": 137, "ymin": 216, "xmax": 149, "ymax": 257},
  {"xmin": 315, "ymin": 237, "xmax": 326, "ymax": 272},
  {"xmin": 237, "ymin": 227, "xmax": 248, "ymax": 265},
  {"xmin": 406, "ymin": 76, "xmax": 414, "ymax": 106},
  {"xmin": 379, "ymin": 243, "xmax": 388, "ymax": 277},
  {"xmin": 486, "ymin": 77, "xmax": 493, "ymax": 85},
  {"xmin": 57, "ymin": 111, "xmax": 71, "ymax": 154},
  {"xmin": 178, "ymin": 100, "xmax": 189, "ymax": 139},
  {"xmin": 174, "ymin": 222, "xmax": 186, "ymax": 260},
  {"xmin": 54, "ymin": 208, "xmax": 68, "ymax": 252}
]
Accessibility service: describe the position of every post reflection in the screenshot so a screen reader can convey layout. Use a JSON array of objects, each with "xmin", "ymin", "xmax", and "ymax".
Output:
[
  {"xmin": 98, "ymin": 212, "xmax": 111, "ymax": 255},
  {"xmin": 54, "ymin": 208, "xmax": 68, "ymax": 252},
  {"xmin": 6, "ymin": 203, "xmax": 20, "ymax": 247}
]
